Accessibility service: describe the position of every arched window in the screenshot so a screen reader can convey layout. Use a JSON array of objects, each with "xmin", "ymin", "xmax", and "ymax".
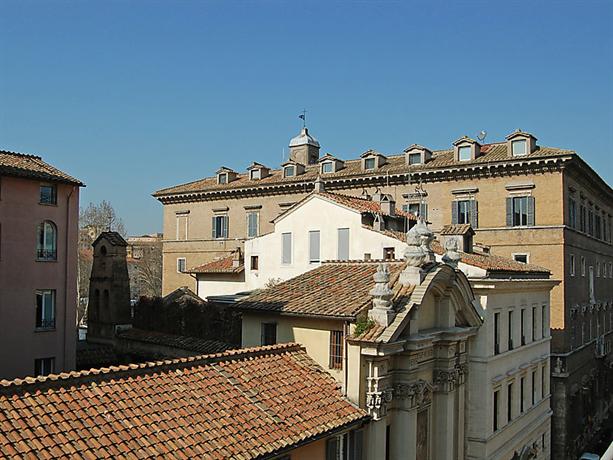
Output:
[{"xmin": 36, "ymin": 221, "xmax": 57, "ymax": 261}]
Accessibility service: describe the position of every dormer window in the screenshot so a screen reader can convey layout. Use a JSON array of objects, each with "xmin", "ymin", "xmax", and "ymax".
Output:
[
  {"xmin": 404, "ymin": 145, "xmax": 432, "ymax": 166},
  {"xmin": 512, "ymin": 139, "xmax": 527, "ymax": 156},
  {"xmin": 284, "ymin": 165, "xmax": 295, "ymax": 177},
  {"xmin": 408, "ymin": 152, "xmax": 422, "ymax": 165},
  {"xmin": 217, "ymin": 173, "xmax": 228, "ymax": 184},
  {"xmin": 458, "ymin": 146, "xmax": 471, "ymax": 161},
  {"xmin": 250, "ymin": 169, "xmax": 261, "ymax": 180},
  {"xmin": 247, "ymin": 162, "xmax": 270, "ymax": 180},
  {"xmin": 321, "ymin": 161, "xmax": 334, "ymax": 174},
  {"xmin": 216, "ymin": 167, "xmax": 237, "ymax": 184},
  {"xmin": 364, "ymin": 158, "xmax": 376, "ymax": 170}
]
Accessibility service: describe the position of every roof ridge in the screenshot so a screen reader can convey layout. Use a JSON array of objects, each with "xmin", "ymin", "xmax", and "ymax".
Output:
[
  {"xmin": 0, "ymin": 149, "xmax": 42, "ymax": 160},
  {"xmin": 0, "ymin": 342, "xmax": 303, "ymax": 393}
]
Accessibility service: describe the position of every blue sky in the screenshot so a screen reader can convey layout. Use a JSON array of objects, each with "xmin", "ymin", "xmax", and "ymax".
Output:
[{"xmin": 1, "ymin": 0, "xmax": 612, "ymax": 235}]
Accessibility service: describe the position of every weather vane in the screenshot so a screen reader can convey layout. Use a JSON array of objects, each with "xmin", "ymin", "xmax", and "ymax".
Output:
[{"xmin": 298, "ymin": 109, "xmax": 307, "ymax": 128}]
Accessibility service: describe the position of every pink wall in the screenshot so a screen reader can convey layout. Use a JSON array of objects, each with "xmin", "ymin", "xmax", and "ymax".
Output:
[{"xmin": 0, "ymin": 176, "xmax": 79, "ymax": 380}]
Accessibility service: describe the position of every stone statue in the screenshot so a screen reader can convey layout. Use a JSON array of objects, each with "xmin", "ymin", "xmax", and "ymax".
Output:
[
  {"xmin": 442, "ymin": 237, "xmax": 461, "ymax": 268},
  {"xmin": 368, "ymin": 263, "xmax": 395, "ymax": 327},
  {"xmin": 401, "ymin": 217, "xmax": 435, "ymax": 285}
]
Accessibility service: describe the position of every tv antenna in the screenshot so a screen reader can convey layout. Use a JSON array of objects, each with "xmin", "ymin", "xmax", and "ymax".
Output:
[{"xmin": 477, "ymin": 130, "xmax": 487, "ymax": 142}]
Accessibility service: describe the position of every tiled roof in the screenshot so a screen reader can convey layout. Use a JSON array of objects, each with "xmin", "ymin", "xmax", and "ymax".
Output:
[
  {"xmin": 93, "ymin": 231, "xmax": 128, "ymax": 247},
  {"xmin": 154, "ymin": 142, "xmax": 574, "ymax": 197},
  {"xmin": 117, "ymin": 328, "xmax": 234, "ymax": 355},
  {"xmin": 162, "ymin": 286, "xmax": 205, "ymax": 306},
  {"xmin": 430, "ymin": 240, "xmax": 550, "ymax": 275},
  {"xmin": 75, "ymin": 342, "xmax": 118, "ymax": 369},
  {"xmin": 439, "ymin": 224, "xmax": 474, "ymax": 235},
  {"xmin": 188, "ymin": 255, "xmax": 245, "ymax": 274},
  {"xmin": 0, "ymin": 343, "xmax": 367, "ymax": 459},
  {"xmin": 236, "ymin": 260, "xmax": 408, "ymax": 319},
  {"xmin": 317, "ymin": 192, "xmax": 414, "ymax": 219},
  {"xmin": 0, "ymin": 150, "xmax": 83, "ymax": 185}
]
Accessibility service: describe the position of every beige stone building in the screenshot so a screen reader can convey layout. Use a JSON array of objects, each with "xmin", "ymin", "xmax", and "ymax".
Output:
[
  {"xmin": 154, "ymin": 126, "xmax": 613, "ymax": 458},
  {"xmin": 0, "ymin": 149, "xmax": 82, "ymax": 380}
]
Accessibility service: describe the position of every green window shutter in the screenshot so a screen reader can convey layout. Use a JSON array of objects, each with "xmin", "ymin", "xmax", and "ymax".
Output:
[
  {"xmin": 451, "ymin": 201, "xmax": 459, "ymax": 225},
  {"xmin": 527, "ymin": 197, "xmax": 535, "ymax": 226},
  {"xmin": 223, "ymin": 215, "xmax": 229, "ymax": 238},
  {"xmin": 470, "ymin": 200, "xmax": 478, "ymax": 228},
  {"xmin": 506, "ymin": 198, "xmax": 513, "ymax": 227}
]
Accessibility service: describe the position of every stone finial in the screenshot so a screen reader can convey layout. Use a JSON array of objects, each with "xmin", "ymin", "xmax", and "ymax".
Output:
[
  {"xmin": 400, "ymin": 217, "xmax": 435, "ymax": 285},
  {"xmin": 314, "ymin": 175, "xmax": 325, "ymax": 193},
  {"xmin": 442, "ymin": 238, "xmax": 461, "ymax": 268},
  {"xmin": 368, "ymin": 263, "xmax": 395, "ymax": 327}
]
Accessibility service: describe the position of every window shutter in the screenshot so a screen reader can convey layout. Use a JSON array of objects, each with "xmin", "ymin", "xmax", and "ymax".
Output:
[
  {"xmin": 419, "ymin": 203, "xmax": 428, "ymax": 220},
  {"xmin": 337, "ymin": 228, "xmax": 349, "ymax": 260},
  {"xmin": 506, "ymin": 198, "xmax": 513, "ymax": 227},
  {"xmin": 211, "ymin": 216, "xmax": 216, "ymax": 239},
  {"xmin": 223, "ymin": 215, "xmax": 229, "ymax": 238},
  {"xmin": 527, "ymin": 197, "xmax": 535, "ymax": 226},
  {"xmin": 309, "ymin": 231, "xmax": 320, "ymax": 262},
  {"xmin": 470, "ymin": 200, "xmax": 478, "ymax": 228},
  {"xmin": 451, "ymin": 201, "xmax": 459, "ymax": 224},
  {"xmin": 282, "ymin": 233, "xmax": 292, "ymax": 264}
]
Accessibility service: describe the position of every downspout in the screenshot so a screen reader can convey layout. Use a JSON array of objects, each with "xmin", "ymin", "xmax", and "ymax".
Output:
[
  {"xmin": 64, "ymin": 185, "xmax": 75, "ymax": 371},
  {"xmin": 344, "ymin": 320, "xmax": 349, "ymax": 397}
]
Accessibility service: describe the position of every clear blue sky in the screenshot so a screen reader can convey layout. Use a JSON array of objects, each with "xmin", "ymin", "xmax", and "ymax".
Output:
[{"xmin": 1, "ymin": 1, "xmax": 612, "ymax": 235}]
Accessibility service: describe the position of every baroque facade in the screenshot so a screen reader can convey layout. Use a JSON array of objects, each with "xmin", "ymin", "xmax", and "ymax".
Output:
[{"xmin": 154, "ymin": 127, "xmax": 613, "ymax": 457}]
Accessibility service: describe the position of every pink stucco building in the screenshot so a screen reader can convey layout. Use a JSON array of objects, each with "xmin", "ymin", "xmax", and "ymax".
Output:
[{"xmin": 0, "ymin": 150, "xmax": 82, "ymax": 380}]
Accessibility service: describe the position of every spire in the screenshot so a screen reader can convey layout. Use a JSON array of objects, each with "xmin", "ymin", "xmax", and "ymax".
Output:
[
  {"xmin": 368, "ymin": 263, "xmax": 396, "ymax": 327},
  {"xmin": 400, "ymin": 217, "xmax": 435, "ymax": 285}
]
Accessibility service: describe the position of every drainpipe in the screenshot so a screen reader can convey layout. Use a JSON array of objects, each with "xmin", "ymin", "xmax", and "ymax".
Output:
[{"xmin": 64, "ymin": 185, "xmax": 75, "ymax": 371}]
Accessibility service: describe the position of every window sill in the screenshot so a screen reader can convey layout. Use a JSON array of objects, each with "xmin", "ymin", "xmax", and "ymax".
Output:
[
  {"xmin": 38, "ymin": 202, "xmax": 58, "ymax": 207},
  {"xmin": 36, "ymin": 259, "xmax": 58, "ymax": 263},
  {"xmin": 34, "ymin": 327, "xmax": 56, "ymax": 333}
]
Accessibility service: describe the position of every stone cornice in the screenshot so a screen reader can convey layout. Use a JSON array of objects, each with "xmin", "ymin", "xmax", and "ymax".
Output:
[{"xmin": 154, "ymin": 155, "xmax": 573, "ymax": 204}]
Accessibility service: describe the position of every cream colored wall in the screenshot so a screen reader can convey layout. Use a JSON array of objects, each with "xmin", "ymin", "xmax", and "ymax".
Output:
[
  {"xmin": 242, "ymin": 313, "xmax": 346, "ymax": 383},
  {"xmin": 284, "ymin": 438, "xmax": 326, "ymax": 459},
  {"xmin": 196, "ymin": 273, "xmax": 245, "ymax": 299}
]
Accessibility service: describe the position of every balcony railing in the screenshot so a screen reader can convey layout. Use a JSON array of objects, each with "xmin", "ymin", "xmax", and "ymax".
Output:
[
  {"xmin": 37, "ymin": 249, "xmax": 57, "ymax": 261},
  {"xmin": 35, "ymin": 319, "xmax": 56, "ymax": 329}
]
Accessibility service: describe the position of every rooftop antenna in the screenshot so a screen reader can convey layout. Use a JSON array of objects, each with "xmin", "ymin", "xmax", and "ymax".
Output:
[
  {"xmin": 477, "ymin": 130, "xmax": 487, "ymax": 142},
  {"xmin": 298, "ymin": 109, "xmax": 307, "ymax": 128}
]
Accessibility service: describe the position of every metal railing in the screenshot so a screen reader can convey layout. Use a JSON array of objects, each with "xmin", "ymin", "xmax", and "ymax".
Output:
[{"xmin": 36, "ymin": 249, "xmax": 57, "ymax": 260}]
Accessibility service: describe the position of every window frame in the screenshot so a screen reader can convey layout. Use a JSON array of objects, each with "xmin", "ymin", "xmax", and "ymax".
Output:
[
  {"xmin": 246, "ymin": 212, "xmax": 259, "ymax": 238},
  {"xmin": 321, "ymin": 161, "xmax": 334, "ymax": 174},
  {"xmin": 39, "ymin": 184, "xmax": 57, "ymax": 205},
  {"xmin": 570, "ymin": 254, "xmax": 575, "ymax": 276},
  {"xmin": 250, "ymin": 255, "xmax": 259, "ymax": 271},
  {"xmin": 309, "ymin": 230, "xmax": 321, "ymax": 264},
  {"xmin": 513, "ymin": 253, "xmax": 529, "ymax": 264},
  {"xmin": 249, "ymin": 169, "xmax": 261, "ymax": 180},
  {"xmin": 281, "ymin": 232, "xmax": 292, "ymax": 265},
  {"xmin": 337, "ymin": 228, "xmax": 350, "ymax": 261},
  {"xmin": 458, "ymin": 146, "xmax": 471, "ymax": 161},
  {"xmin": 34, "ymin": 357, "xmax": 55, "ymax": 377},
  {"xmin": 512, "ymin": 196, "xmax": 529, "ymax": 227},
  {"xmin": 217, "ymin": 173, "xmax": 228, "ymax": 185},
  {"xmin": 212, "ymin": 215, "xmax": 229, "ymax": 239},
  {"xmin": 511, "ymin": 139, "xmax": 528, "ymax": 157},
  {"xmin": 261, "ymin": 322, "xmax": 277, "ymax": 346},
  {"xmin": 35, "ymin": 289, "xmax": 56, "ymax": 330},
  {"xmin": 408, "ymin": 152, "xmax": 422, "ymax": 165},
  {"xmin": 329, "ymin": 330, "xmax": 344, "ymax": 370},
  {"xmin": 283, "ymin": 165, "xmax": 295, "ymax": 177},
  {"xmin": 36, "ymin": 221, "xmax": 57, "ymax": 261},
  {"xmin": 364, "ymin": 157, "xmax": 376, "ymax": 170},
  {"xmin": 176, "ymin": 257, "xmax": 186, "ymax": 273}
]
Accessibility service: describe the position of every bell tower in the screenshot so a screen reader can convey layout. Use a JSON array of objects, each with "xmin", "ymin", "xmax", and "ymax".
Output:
[
  {"xmin": 289, "ymin": 127, "xmax": 320, "ymax": 165},
  {"xmin": 87, "ymin": 232, "xmax": 132, "ymax": 345}
]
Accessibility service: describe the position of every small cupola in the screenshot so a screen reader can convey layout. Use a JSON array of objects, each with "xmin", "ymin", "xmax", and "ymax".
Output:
[
  {"xmin": 281, "ymin": 159, "xmax": 305, "ymax": 178},
  {"xmin": 453, "ymin": 136, "xmax": 481, "ymax": 162},
  {"xmin": 318, "ymin": 153, "xmax": 344, "ymax": 174},
  {"xmin": 289, "ymin": 127, "xmax": 320, "ymax": 165},
  {"xmin": 216, "ymin": 167, "xmax": 238, "ymax": 185},
  {"xmin": 247, "ymin": 162, "xmax": 270, "ymax": 180},
  {"xmin": 404, "ymin": 144, "xmax": 432, "ymax": 165},
  {"xmin": 505, "ymin": 129, "xmax": 537, "ymax": 157},
  {"xmin": 361, "ymin": 149, "xmax": 387, "ymax": 171}
]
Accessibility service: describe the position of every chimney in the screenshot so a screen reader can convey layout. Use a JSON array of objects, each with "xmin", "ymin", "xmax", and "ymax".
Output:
[
  {"xmin": 439, "ymin": 225, "xmax": 475, "ymax": 253},
  {"xmin": 314, "ymin": 176, "xmax": 325, "ymax": 193},
  {"xmin": 379, "ymin": 195, "xmax": 395, "ymax": 216},
  {"xmin": 289, "ymin": 127, "xmax": 320, "ymax": 165}
]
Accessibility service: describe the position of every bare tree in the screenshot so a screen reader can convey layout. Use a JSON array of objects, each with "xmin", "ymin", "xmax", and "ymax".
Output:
[
  {"xmin": 135, "ymin": 246, "xmax": 163, "ymax": 298},
  {"xmin": 79, "ymin": 200, "xmax": 126, "ymax": 236}
]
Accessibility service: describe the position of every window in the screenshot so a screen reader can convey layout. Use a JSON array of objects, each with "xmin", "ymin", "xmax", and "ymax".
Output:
[
  {"xmin": 329, "ymin": 330, "xmax": 344, "ymax": 369},
  {"xmin": 35, "ymin": 290, "xmax": 55, "ymax": 329},
  {"xmin": 568, "ymin": 198, "xmax": 577, "ymax": 228},
  {"xmin": 542, "ymin": 366, "xmax": 546, "ymax": 398},
  {"xmin": 176, "ymin": 213, "xmax": 189, "ymax": 240},
  {"xmin": 595, "ymin": 214, "xmax": 602, "ymax": 239},
  {"xmin": 458, "ymin": 146, "xmax": 471, "ymax": 161},
  {"xmin": 247, "ymin": 212, "xmax": 259, "ymax": 238},
  {"xmin": 281, "ymin": 232, "xmax": 292, "ymax": 264},
  {"xmin": 580, "ymin": 204, "xmax": 587, "ymax": 232},
  {"xmin": 36, "ymin": 221, "xmax": 57, "ymax": 261},
  {"xmin": 521, "ymin": 309, "xmax": 526, "ymax": 345},
  {"xmin": 507, "ymin": 196, "xmax": 534, "ymax": 227},
  {"xmin": 588, "ymin": 208, "xmax": 594, "ymax": 236},
  {"xmin": 408, "ymin": 152, "xmax": 422, "ymax": 165},
  {"xmin": 513, "ymin": 254, "xmax": 528, "ymax": 264},
  {"xmin": 34, "ymin": 357, "xmax": 55, "ymax": 377},
  {"xmin": 532, "ymin": 371, "xmax": 536, "ymax": 406},
  {"xmin": 508, "ymin": 311, "xmax": 514, "ymax": 350},
  {"xmin": 570, "ymin": 254, "xmax": 575, "ymax": 276},
  {"xmin": 284, "ymin": 165, "xmax": 295, "ymax": 177},
  {"xmin": 217, "ymin": 173, "xmax": 227, "ymax": 184},
  {"xmin": 250, "ymin": 255, "xmax": 258, "ymax": 270},
  {"xmin": 520, "ymin": 377, "xmax": 525, "ymax": 413},
  {"xmin": 383, "ymin": 247, "xmax": 395, "ymax": 261},
  {"xmin": 337, "ymin": 228, "xmax": 350, "ymax": 261},
  {"xmin": 404, "ymin": 202, "xmax": 421, "ymax": 218},
  {"xmin": 493, "ymin": 390, "xmax": 499, "ymax": 431},
  {"xmin": 589, "ymin": 266, "xmax": 595, "ymax": 303},
  {"xmin": 322, "ymin": 161, "xmax": 334, "ymax": 173},
  {"xmin": 581, "ymin": 256, "xmax": 586, "ymax": 276},
  {"xmin": 507, "ymin": 382, "xmax": 513, "ymax": 422},
  {"xmin": 511, "ymin": 139, "xmax": 527, "ymax": 156},
  {"xmin": 212, "ymin": 215, "xmax": 229, "ymax": 239},
  {"xmin": 261, "ymin": 322, "xmax": 276, "ymax": 346},
  {"xmin": 309, "ymin": 230, "xmax": 320, "ymax": 263},
  {"xmin": 597, "ymin": 262, "xmax": 601, "ymax": 277},
  {"xmin": 364, "ymin": 157, "xmax": 376, "ymax": 170},
  {"xmin": 250, "ymin": 169, "xmax": 261, "ymax": 180},
  {"xmin": 452, "ymin": 199, "xmax": 477, "ymax": 227},
  {"xmin": 494, "ymin": 312, "xmax": 500, "ymax": 355},
  {"xmin": 532, "ymin": 307, "xmax": 537, "ymax": 341},
  {"xmin": 176, "ymin": 258, "xmax": 186, "ymax": 273},
  {"xmin": 39, "ymin": 184, "xmax": 57, "ymax": 205},
  {"xmin": 542, "ymin": 305, "xmax": 547, "ymax": 338},
  {"xmin": 364, "ymin": 253, "xmax": 371, "ymax": 261}
]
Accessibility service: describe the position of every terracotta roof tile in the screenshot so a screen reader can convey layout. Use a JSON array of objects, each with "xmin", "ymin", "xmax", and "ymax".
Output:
[
  {"xmin": 116, "ymin": 328, "xmax": 234, "ymax": 355},
  {"xmin": 187, "ymin": 256, "xmax": 244, "ymax": 274},
  {"xmin": 0, "ymin": 150, "xmax": 83, "ymax": 185},
  {"xmin": 0, "ymin": 344, "xmax": 367, "ymax": 459},
  {"xmin": 153, "ymin": 143, "xmax": 574, "ymax": 198},
  {"xmin": 439, "ymin": 224, "xmax": 474, "ymax": 235}
]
